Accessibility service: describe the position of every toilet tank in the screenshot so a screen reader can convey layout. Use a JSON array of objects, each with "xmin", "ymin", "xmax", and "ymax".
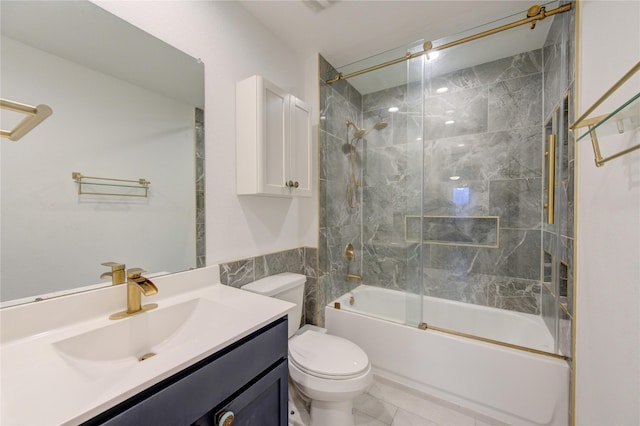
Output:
[{"xmin": 241, "ymin": 272, "xmax": 306, "ymax": 337}]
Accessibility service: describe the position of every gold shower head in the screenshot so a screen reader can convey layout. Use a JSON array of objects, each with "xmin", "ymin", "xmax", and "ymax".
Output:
[{"xmin": 346, "ymin": 119, "xmax": 387, "ymax": 140}]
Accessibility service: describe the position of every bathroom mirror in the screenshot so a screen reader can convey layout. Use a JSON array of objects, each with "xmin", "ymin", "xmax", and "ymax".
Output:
[{"xmin": 0, "ymin": 1, "xmax": 205, "ymax": 305}]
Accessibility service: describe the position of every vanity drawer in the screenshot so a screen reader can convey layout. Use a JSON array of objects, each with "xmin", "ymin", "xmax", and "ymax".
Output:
[
  {"xmin": 84, "ymin": 316, "xmax": 288, "ymax": 425},
  {"xmin": 193, "ymin": 360, "xmax": 288, "ymax": 426}
]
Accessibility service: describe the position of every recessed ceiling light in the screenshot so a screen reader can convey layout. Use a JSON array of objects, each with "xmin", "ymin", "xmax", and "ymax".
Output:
[
  {"xmin": 416, "ymin": 137, "xmax": 422, "ymax": 141},
  {"xmin": 436, "ymin": 87, "xmax": 448, "ymax": 94},
  {"xmin": 445, "ymin": 120, "xmax": 455, "ymax": 125},
  {"xmin": 388, "ymin": 107, "xmax": 399, "ymax": 112},
  {"xmin": 449, "ymin": 176, "xmax": 461, "ymax": 181},
  {"xmin": 457, "ymin": 143, "xmax": 465, "ymax": 147}
]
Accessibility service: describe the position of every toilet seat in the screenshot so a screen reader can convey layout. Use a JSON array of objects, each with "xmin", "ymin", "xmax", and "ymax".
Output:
[{"xmin": 289, "ymin": 331, "xmax": 370, "ymax": 380}]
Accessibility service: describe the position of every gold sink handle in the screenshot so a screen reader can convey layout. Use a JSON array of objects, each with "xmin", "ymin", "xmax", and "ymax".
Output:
[{"xmin": 100, "ymin": 261, "xmax": 125, "ymax": 285}]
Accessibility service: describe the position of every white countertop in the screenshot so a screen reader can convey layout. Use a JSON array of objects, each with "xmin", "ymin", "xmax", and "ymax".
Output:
[{"xmin": 0, "ymin": 266, "xmax": 293, "ymax": 425}]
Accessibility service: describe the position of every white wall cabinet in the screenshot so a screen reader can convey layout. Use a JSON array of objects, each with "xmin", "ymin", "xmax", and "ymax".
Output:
[{"xmin": 236, "ymin": 75, "xmax": 312, "ymax": 197}]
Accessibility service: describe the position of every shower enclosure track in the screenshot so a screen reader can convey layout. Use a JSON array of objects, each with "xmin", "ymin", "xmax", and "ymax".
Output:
[{"xmin": 326, "ymin": 2, "xmax": 573, "ymax": 84}]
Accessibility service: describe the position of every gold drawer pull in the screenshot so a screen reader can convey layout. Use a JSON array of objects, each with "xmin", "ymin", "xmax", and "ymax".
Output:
[{"xmin": 218, "ymin": 411, "xmax": 234, "ymax": 426}]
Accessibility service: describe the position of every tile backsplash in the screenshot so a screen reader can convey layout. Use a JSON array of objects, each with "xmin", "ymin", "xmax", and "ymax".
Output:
[{"xmin": 219, "ymin": 247, "xmax": 318, "ymax": 325}]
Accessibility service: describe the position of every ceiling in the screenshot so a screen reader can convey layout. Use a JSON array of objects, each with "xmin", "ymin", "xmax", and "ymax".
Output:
[
  {"xmin": 239, "ymin": 0, "xmax": 558, "ymax": 94},
  {"xmin": 238, "ymin": 0, "xmax": 553, "ymax": 69}
]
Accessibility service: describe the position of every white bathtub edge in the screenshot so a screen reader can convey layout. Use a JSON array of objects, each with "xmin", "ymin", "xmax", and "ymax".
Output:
[{"xmin": 327, "ymin": 305, "xmax": 569, "ymax": 426}]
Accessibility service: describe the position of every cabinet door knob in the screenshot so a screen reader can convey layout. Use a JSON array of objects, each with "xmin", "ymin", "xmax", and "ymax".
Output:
[
  {"xmin": 218, "ymin": 411, "xmax": 234, "ymax": 426},
  {"xmin": 294, "ymin": 181, "xmax": 299, "ymax": 188},
  {"xmin": 287, "ymin": 180, "xmax": 294, "ymax": 188}
]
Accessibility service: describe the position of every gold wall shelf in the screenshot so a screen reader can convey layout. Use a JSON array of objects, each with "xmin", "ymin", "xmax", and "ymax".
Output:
[
  {"xmin": 72, "ymin": 172, "xmax": 150, "ymax": 197},
  {"xmin": 572, "ymin": 61, "xmax": 640, "ymax": 167},
  {"xmin": 1, "ymin": 98, "xmax": 53, "ymax": 141}
]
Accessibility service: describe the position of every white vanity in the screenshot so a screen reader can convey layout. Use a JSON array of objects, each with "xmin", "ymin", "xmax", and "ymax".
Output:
[{"xmin": 0, "ymin": 265, "xmax": 293, "ymax": 425}]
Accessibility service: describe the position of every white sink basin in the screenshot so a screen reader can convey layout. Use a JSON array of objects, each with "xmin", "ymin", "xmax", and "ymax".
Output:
[
  {"xmin": 53, "ymin": 298, "xmax": 234, "ymax": 376},
  {"xmin": 1, "ymin": 266, "xmax": 295, "ymax": 426}
]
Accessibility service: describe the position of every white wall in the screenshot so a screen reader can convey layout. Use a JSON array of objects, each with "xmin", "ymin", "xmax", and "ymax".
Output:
[
  {"xmin": 576, "ymin": 1, "xmax": 640, "ymax": 424},
  {"xmin": 1, "ymin": 36, "xmax": 195, "ymax": 301},
  {"xmin": 93, "ymin": 1, "xmax": 319, "ymax": 265}
]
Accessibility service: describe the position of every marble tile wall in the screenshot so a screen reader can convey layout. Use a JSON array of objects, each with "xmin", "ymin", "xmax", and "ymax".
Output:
[
  {"xmin": 358, "ymin": 78, "xmax": 425, "ymax": 299},
  {"xmin": 195, "ymin": 107, "xmax": 206, "ymax": 268},
  {"xmin": 319, "ymin": 12, "xmax": 575, "ymax": 322},
  {"xmin": 359, "ymin": 50, "xmax": 545, "ymax": 315},
  {"xmin": 219, "ymin": 247, "xmax": 318, "ymax": 326},
  {"xmin": 318, "ymin": 55, "xmax": 365, "ymax": 326}
]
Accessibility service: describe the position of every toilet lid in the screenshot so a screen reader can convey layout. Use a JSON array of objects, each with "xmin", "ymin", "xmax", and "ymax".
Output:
[{"xmin": 289, "ymin": 332, "xmax": 369, "ymax": 379}]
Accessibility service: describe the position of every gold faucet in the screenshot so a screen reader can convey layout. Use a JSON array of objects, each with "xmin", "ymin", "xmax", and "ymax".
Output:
[
  {"xmin": 101, "ymin": 262, "xmax": 126, "ymax": 285},
  {"xmin": 109, "ymin": 268, "xmax": 158, "ymax": 320}
]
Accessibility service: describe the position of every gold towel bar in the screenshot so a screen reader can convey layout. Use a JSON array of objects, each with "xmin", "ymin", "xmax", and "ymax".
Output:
[
  {"xmin": 1, "ymin": 98, "xmax": 53, "ymax": 141},
  {"xmin": 72, "ymin": 172, "xmax": 151, "ymax": 197},
  {"xmin": 571, "ymin": 61, "xmax": 640, "ymax": 167}
]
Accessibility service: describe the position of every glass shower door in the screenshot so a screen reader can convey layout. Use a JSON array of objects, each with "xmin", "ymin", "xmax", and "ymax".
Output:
[
  {"xmin": 403, "ymin": 49, "xmax": 426, "ymax": 327},
  {"xmin": 320, "ymin": 0, "xmax": 574, "ymax": 357},
  {"xmin": 353, "ymin": 41, "xmax": 425, "ymax": 327}
]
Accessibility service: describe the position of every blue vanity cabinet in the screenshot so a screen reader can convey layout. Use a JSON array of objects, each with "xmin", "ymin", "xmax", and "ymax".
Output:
[
  {"xmin": 193, "ymin": 361, "xmax": 288, "ymax": 426},
  {"xmin": 83, "ymin": 317, "xmax": 288, "ymax": 426}
]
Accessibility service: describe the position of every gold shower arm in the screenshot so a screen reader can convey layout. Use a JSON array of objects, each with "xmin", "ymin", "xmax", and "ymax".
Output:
[
  {"xmin": 0, "ymin": 98, "xmax": 53, "ymax": 141},
  {"xmin": 326, "ymin": 3, "xmax": 573, "ymax": 84}
]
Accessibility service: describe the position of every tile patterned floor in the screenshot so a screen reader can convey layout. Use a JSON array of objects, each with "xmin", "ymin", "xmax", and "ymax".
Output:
[{"xmin": 354, "ymin": 377, "xmax": 510, "ymax": 426}]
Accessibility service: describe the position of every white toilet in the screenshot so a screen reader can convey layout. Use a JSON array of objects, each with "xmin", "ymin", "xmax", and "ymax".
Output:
[{"xmin": 241, "ymin": 272, "xmax": 372, "ymax": 426}]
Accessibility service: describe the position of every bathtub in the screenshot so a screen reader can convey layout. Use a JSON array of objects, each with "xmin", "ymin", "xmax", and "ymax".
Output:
[{"xmin": 326, "ymin": 285, "xmax": 569, "ymax": 426}]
